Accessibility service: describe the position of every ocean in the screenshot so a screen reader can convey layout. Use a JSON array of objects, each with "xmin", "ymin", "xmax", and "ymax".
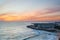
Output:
[{"xmin": 0, "ymin": 21, "xmax": 58, "ymax": 40}]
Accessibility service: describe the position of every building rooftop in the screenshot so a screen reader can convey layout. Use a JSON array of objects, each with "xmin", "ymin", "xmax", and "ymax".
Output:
[{"xmin": 32, "ymin": 23, "xmax": 55, "ymax": 25}]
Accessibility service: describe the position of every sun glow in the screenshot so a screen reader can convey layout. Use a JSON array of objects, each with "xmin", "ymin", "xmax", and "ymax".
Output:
[{"xmin": 0, "ymin": 8, "xmax": 60, "ymax": 22}]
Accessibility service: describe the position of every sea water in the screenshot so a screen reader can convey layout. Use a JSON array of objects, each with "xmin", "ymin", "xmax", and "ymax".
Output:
[{"xmin": 0, "ymin": 21, "xmax": 58, "ymax": 40}]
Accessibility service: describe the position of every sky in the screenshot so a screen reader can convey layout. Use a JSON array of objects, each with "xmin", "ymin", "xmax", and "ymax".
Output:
[{"xmin": 0, "ymin": 0, "xmax": 60, "ymax": 21}]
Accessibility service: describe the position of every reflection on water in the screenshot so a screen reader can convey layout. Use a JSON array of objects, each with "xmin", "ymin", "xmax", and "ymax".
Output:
[
  {"xmin": 0, "ymin": 22, "xmax": 58, "ymax": 40},
  {"xmin": 0, "ymin": 27, "xmax": 37, "ymax": 40}
]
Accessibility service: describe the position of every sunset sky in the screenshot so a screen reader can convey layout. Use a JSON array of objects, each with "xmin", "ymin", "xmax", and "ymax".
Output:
[{"xmin": 0, "ymin": 0, "xmax": 60, "ymax": 21}]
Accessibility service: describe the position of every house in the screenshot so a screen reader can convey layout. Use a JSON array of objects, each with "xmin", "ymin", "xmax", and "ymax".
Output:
[
  {"xmin": 54, "ymin": 22, "xmax": 60, "ymax": 30},
  {"xmin": 32, "ymin": 23, "xmax": 55, "ymax": 28}
]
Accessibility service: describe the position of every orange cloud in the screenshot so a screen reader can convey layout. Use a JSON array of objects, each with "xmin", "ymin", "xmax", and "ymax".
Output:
[
  {"xmin": 0, "ymin": 12, "xmax": 34, "ymax": 21},
  {"xmin": 0, "ymin": 8, "xmax": 60, "ymax": 21}
]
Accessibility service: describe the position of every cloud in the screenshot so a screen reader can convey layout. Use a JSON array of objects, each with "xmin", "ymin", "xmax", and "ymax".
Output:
[
  {"xmin": 26, "ymin": 7, "xmax": 60, "ymax": 21},
  {"xmin": 0, "ymin": 7, "xmax": 60, "ymax": 21},
  {"xmin": 45, "ymin": 7, "xmax": 60, "ymax": 13},
  {"xmin": 35, "ymin": 7, "xmax": 60, "ymax": 15},
  {"xmin": 33, "ymin": 7, "xmax": 60, "ymax": 18}
]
